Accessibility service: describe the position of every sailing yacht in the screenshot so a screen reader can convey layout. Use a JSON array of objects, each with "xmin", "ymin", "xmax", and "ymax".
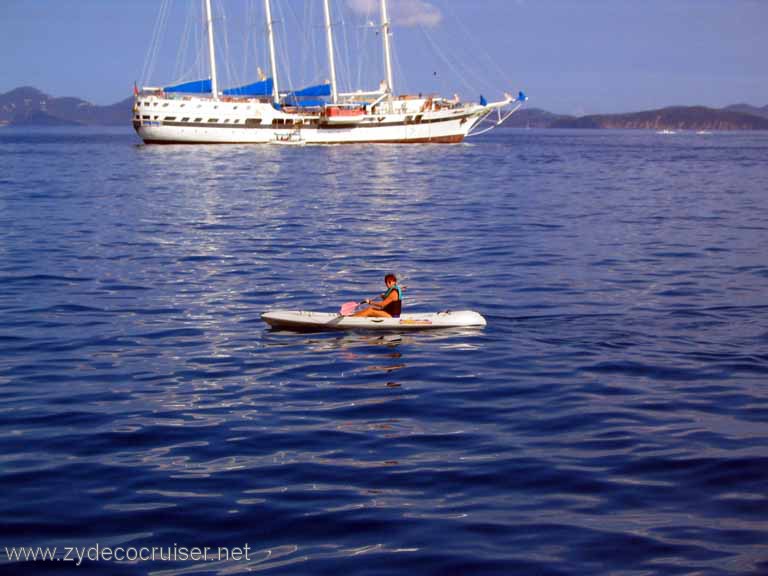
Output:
[{"xmin": 133, "ymin": 0, "xmax": 525, "ymax": 145}]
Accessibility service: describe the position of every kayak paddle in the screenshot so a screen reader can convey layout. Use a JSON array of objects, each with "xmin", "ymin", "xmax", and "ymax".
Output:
[{"xmin": 340, "ymin": 301, "xmax": 362, "ymax": 316}]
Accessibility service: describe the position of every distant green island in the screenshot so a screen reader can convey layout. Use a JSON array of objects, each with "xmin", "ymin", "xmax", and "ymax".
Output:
[
  {"xmin": 2, "ymin": 86, "xmax": 767, "ymax": 131},
  {"xmin": 507, "ymin": 104, "xmax": 768, "ymax": 130},
  {"xmin": 0, "ymin": 87, "xmax": 132, "ymax": 127}
]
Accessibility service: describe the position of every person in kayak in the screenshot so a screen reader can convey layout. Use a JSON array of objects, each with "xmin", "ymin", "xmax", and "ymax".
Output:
[{"xmin": 354, "ymin": 273, "xmax": 402, "ymax": 318}]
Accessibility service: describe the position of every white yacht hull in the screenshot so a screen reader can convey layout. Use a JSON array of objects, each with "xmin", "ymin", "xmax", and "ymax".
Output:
[{"xmin": 133, "ymin": 95, "xmax": 486, "ymax": 145}]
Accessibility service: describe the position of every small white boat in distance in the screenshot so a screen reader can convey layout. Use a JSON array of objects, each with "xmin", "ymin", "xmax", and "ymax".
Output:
[{"xmin": 261, "ymin": 310, "xmax": 487, "ymax": 331}]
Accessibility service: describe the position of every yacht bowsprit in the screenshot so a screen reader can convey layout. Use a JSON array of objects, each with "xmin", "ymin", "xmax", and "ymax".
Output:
[{"xmin": 133, "ymin": 0, "xmax": 526, "ymax": 145}]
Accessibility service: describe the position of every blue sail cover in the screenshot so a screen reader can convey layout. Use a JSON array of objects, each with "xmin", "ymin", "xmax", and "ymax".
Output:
[
  {"xmin": 284, "ymin": 99, "xmax": 327, "ymax": 107},
  {"xmin": 223, "ymin": 79, "xmax": 273, "ymax": 96},
  {"xmin": 164, "ymin": 79, "xmax": 212, "ymax": 94},
  {"xmin": 292, "ymin": 83, "xmax": 331, "ymax": 97},
  {"xmin": 283, "ymin": 83, "xmax": 331, "ymax": 107}
]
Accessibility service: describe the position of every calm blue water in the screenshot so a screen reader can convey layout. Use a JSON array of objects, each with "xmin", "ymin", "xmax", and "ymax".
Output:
[{"xmin": 1, "ymin": 127, "xmax": 767, "ymax": 575}]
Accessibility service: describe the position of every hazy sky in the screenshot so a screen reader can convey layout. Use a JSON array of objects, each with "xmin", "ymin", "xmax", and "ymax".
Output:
[{"xmin": 1, "ymin": 0, "xmax": 766, "ymax": 115}]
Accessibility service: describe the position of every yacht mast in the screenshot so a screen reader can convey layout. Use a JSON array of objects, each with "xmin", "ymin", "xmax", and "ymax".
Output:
[
  {"xmin": 264, "ymin": 0, "xmax": 280, "ymax": 105},
  {"xmin": 323, "ymin": 0, "xmax": 339, "ymax": 104},
  {"xmin": 380, "ymin": 0, "xmax": 394, "ymax": 95},
  {"xmin": 204, "ymin": 0, "xmax": 219, "ymax": 99}
]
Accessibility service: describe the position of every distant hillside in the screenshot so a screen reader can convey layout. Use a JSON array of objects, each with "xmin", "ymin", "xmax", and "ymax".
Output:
[
  {"xmin": 502, "ymin": 107, "xmax": 570, "ymax": 129},
  {"xmin": 9, "ymin": 110, "xmax": 81, "ymax": 127},
  {"xmin": 724, "ymin": 103, "xmax": 768, "ymax": 120},
  {"xmin": 549, "ymin": 106, "xmax": 768, "ymax": 131},
  {"xmin": 2, "ymin": 86, "xmax": 767, "ymax": 131},
  {"xmin": 0, "ymin": 87, "xmax": 132, "ymax": 126}
]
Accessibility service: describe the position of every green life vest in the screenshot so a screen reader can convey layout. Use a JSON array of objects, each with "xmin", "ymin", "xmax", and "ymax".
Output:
[
  {"xmin": 383, "ymin": 285, "xmax": 402, "ymax": 301},
  {"xmin": 382, "ymin": 284, "xmax": 403, "ymax": 317}
]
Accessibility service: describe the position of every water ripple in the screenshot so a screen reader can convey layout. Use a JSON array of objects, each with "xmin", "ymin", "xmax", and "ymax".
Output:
[{"xmin": 0, "ymin": 128, "xmax": 767, "ymax": 574}]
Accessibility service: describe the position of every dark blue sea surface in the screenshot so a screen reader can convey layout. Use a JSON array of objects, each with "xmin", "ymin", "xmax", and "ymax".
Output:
[{"xmin": 1, "ymin": 127, "xmax": 767, "ymax": 575}]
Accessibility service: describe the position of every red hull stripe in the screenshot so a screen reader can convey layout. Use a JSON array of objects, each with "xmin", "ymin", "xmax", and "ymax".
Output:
[{"xmin": 141, "ymin": 135, "xmax": 464, "ymax": 145}]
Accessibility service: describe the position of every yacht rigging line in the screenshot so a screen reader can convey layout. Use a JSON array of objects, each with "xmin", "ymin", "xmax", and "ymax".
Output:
[
  {"xmin": 417, "ymin": 23, "xmax": 480, "ymax": 98},
  {"xmin": 141, "ymin": 0, "xmax": 171, "ymax": 88},
  {"xmin": 336, "ymin": 6, "xmax": 354, "ymax": 96},
  {"xmin": 274, "ymin": 0, "xmax": 295, "ymax": 98},
  {"xmin": 442, "ymin": 2, "xmax": 512, "ymax": 95},
  {"xmin": 165, "ymin": 1, "xmax": 200, "ymax": 87},
  {"xmin": 218, "ymin": 2, "xmax": 239, "ymax": 95}
]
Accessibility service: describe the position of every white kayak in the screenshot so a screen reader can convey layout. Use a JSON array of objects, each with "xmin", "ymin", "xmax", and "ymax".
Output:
[{"xmin": 261, "ymin": 310, "xmax": 487, "ymax": 331}]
